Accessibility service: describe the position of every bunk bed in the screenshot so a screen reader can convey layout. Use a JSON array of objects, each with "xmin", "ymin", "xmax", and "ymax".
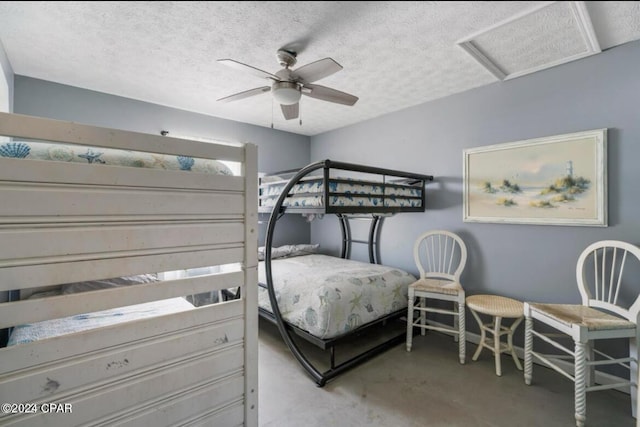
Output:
[
  {"xmin": 259, "ymin": 159, "xmax": 433, "ymax": 386},
  {"xmin": 0, "ymin": 112, "xmax": 258, "ymax": 426}
]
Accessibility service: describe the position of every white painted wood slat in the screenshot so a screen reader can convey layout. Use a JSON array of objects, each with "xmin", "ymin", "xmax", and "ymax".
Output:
[
  {"xmin": 0, "ymin": 157, "xmax": 244, "ymax": 192},
  {"xmin": 0, "ymin": 112, "xmax": 244, "ymax": 162},
  {"xmin": 109, "ymin": 377, "xmax": 245, "ymax": 427},
  {"xmin": 1, "ymin": 270, "xmax": 244, "ymax": 328},
  {"xmin": 3, "ymin": 318, "xmax": 245, "ymax": 405},
  {"xmin": 2, "ymin": 348, "xmax": 245, "ymax": 427},
  {"xmin": 0, "ymin": 300, "xmax": 243, "ymax": 372},
  {"xmin": 0, "ymin": 222, "xmax": 244, "ymax": 262},
  {"xmin": 0, "ymin": 246, "xmax": 244, "ymax": 291},
  {"xmin": 0, "ymin": 184, "xmax": 244, "ymax": 218}
]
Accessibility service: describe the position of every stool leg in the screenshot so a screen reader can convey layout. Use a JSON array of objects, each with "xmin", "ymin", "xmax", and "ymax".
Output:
[
  {"xmin": 494, "ymin": 316, "xmax": 502, "ymax": 376},
  {"xmin": 470, "ymin": 308, "xmax": 484, "ymax": 361}
]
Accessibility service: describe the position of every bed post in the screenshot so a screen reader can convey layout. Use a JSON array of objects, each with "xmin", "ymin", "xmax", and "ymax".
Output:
[{"xmin": 243, "ymin": 143, "xmax": 259, "ymax": 425}]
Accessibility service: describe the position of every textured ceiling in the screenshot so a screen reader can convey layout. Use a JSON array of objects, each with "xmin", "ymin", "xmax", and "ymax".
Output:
[{"xmin": 0, "ymin": 1, "xmax": 639, "ymax": 136}]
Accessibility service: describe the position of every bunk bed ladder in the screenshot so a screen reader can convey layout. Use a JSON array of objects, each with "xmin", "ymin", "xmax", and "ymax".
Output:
[{"xmin": 337, "ymin": 214, "xmax": 385, "ymax": 264}]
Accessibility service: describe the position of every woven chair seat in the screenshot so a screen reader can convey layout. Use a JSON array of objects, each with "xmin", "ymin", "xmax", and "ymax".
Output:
[
  {"xmin": 410, "ymin": 278, "xmax": 462, "ymax": 296},
  {"xmin": 529, "ymin": 303, "xmax": 635, "ymax": 331}
]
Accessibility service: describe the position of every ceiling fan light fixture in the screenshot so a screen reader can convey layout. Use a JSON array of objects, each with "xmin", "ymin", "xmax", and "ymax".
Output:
[{"xmin": 272, "ymin": 81, "xmax": 301, "ymax": 105}]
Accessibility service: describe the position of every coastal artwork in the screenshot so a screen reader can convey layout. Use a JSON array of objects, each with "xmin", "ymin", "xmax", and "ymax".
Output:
[{"xmin": 463, "ymin": 129, "xmax": 607, "ymax": 226}]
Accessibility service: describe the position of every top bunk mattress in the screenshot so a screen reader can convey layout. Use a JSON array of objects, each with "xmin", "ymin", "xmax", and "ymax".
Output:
[
  {"xmin": 0, "ymin": 140, "xmax": 234, "ymax": 175},
  {"xmin": 259, "ymin": 175, "xmax": 425, "ymax": 212},
  {"xmin": 258, "ymin": 254, "xmax": 417, "ymax": 339}
]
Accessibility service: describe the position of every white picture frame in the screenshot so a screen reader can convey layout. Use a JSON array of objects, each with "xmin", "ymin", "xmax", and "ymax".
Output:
[{"xmin": 463, "ymin": 129, "xmax": 607, "ymax": 226}]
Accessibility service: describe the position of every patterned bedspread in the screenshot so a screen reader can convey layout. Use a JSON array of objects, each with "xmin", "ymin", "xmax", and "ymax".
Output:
[
  {"xmin": 0, "ymin": 141, "xmax": 233, "ymax": 175},
  {"xmin": 258, "ymin": 254, "xmax": 416, "ymax": 339},
  {"xmin": 7, "ymin": 296, "xmax": 195, "ymax": 346}
]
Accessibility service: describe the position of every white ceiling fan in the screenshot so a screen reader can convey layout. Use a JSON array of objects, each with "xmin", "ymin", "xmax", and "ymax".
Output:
[{"xmin": 217, "ymin": 49, "xmax": 359, "ymax": 120}]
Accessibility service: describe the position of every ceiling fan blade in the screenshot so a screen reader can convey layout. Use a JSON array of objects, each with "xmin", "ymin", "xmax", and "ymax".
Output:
[
  {"xmin": 217, "ymin": 59, "xmax": 279, "ymax": 81},
  {"xmin": 217, "ymin": 86, "xmax": 270, "ymax": 103},
  {"xmin": 291, "ymin": 58, "xmax": 342, "ymax": 83},
  {"xmin": 302, "ymin": 84, "xmax": 358, "ymax": 106},
  {"xmin": 281, "ymin": 103, "xmax": 299, "ymax": 120}
]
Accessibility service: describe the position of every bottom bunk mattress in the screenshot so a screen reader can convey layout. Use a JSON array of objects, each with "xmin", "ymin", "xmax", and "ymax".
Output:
[
  {"xmin": 258, "ymin": 254, "xmax": 417, "ymax": 339},
  {"xmin": 7, "ymin": 294, "xmax": 195, "ymax": 346}
]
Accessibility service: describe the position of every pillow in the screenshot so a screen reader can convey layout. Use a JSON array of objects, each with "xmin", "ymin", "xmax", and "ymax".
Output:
[
  {"xmin": 61, "ymin": 274, "xmax": 159, "ymax": 294},
  {"xmin": 257, "ymin": 244, "xmax": 319, "ymax": 261}
]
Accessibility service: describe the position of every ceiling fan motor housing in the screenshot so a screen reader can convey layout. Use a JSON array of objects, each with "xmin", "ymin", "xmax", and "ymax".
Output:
[{"xmin": 276, "ymin": 49, "xmax": 297, "ymax": 68}]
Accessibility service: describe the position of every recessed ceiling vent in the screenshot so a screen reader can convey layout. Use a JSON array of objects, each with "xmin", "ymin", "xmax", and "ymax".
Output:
[{"xmin": 457, "ymin": 1, "xmax": 601, "ymax": 80}]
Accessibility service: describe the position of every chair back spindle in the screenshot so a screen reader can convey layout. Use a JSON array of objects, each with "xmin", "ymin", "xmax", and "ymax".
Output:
[
  {"xmin": 577, "ymin": 240, "xmax": 640, "ymax": 321},
  {"xmin": 414, "ymin": 230, "xmax": 467, "ymax": 282}
]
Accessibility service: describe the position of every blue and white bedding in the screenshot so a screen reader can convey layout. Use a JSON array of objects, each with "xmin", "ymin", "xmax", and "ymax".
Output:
[
  {"xmin": 258, "ymin": 254, "xmax": 417, "ymax": 339},
  {"xmin": 259, "ymin": 176, "xmax": 423, "ymax": 209},
  {"xmin": 7, "ymin": 295, "xmax": 195, "ymax": 346},
  {"xmin": 0, "ymin": 141, "xmax": 233, "ymax": 175}
]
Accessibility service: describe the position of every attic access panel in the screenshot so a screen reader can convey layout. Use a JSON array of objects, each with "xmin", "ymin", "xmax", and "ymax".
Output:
[{"xmin": 457, "ymin": 1, "xmax": 601, "ymax": 80}]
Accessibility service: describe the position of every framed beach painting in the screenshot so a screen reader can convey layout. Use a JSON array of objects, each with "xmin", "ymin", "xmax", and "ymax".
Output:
[{"xmin": 463, "ymin": 129, "xmax": 607, "ymax": 226}]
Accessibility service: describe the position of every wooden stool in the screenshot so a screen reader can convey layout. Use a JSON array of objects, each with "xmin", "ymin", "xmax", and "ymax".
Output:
[{"xmin": 466, "ymin": 294, "xmax": 524, "ymax": 376}]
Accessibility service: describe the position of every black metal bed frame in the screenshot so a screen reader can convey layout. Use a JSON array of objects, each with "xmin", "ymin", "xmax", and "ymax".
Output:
[{"xmin": 263, "ymin": 159, "xmax": 433, "ymax": 386}]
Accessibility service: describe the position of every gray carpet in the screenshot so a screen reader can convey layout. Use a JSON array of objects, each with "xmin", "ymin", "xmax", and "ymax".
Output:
[{"xmin": 258, "ymin": 319, "xmax": 633, "ymax": 427}]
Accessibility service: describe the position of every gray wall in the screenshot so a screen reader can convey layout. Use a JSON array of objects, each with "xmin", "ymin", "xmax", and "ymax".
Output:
[
  {"xmin": 14, "ymin": 76, "xmax": 311, "ymax": 247},
  {"xmin": 311, "ymin": 39, "xmax": 640, "ymax": 313},
  {"xmin": 0, "ymin": 38, "xmax": 13, "ymax": 112}
]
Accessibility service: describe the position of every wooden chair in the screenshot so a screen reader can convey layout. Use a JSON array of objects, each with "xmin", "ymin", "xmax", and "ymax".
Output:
[
  {"xmin": 406, "ymin": 230, "xmax": 467, "ymax": 364},
  {"xmin": 524, "ymin": 240, "xmax": 640, "ymax": 427}
]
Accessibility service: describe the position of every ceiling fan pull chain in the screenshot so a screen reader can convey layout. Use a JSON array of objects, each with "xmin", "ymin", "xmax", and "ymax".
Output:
[
  {"xmin": 299, "ymin": 102, "xmax": 302, "ymax": 126},
  {"xmin": 271, "ymin": 97, "xmax": 274, "ymax": 129}
]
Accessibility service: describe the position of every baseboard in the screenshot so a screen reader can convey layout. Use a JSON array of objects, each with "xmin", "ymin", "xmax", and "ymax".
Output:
[{"xmin": 425, "ymin": 320, "xmax": 631, "ymax": 395}]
